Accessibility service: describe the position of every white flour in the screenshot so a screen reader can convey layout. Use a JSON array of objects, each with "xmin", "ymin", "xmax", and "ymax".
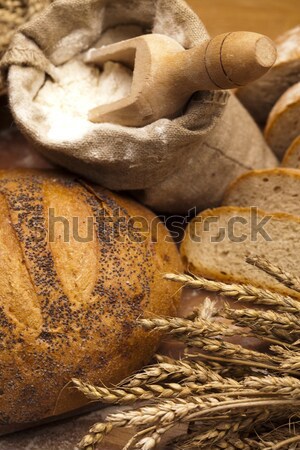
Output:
[{"xmin": 34, "ymin": 59, "xmax": 133, "ymax": 142}]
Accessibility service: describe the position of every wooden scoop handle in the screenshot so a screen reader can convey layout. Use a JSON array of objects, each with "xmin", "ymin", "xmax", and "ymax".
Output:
[
  {"xmin": 86, "ymin": 31, "xmax": 276, "ymax": 127},
  {"xmin": 185, "ymin": 32, "xmax": 277, "ymax": 91}
]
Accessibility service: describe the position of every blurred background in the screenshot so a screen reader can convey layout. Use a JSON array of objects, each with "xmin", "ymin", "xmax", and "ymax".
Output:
[{"xmin": 187, "ymin": 0, "xmax": 299, "ymax": 39}]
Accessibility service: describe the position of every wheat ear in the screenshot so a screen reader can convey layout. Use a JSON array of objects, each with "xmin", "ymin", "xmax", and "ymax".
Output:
[
  {"xmin": 225, "ymin": 307, "xmax": 300, "ymax": 343},
  {"xmin": 247, "ymin": 256, "xmax": 300, "ymax": 293},
  {"xmin": 165, "ymin": 273, "xmax": 300, "ymax": 314}
]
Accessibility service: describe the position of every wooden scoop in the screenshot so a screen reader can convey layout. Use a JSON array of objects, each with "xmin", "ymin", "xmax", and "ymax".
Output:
[{"xmin": 85, "ymin": 32, "xmax": 277, "ymax": 127}]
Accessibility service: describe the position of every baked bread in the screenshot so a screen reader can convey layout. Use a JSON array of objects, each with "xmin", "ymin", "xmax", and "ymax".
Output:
[
  {"xmin": 282, "ymin": 135, "xmax": 300, "ymax": 168},
  {"xmin": 237, "ymin": 26, "xmax": 300, "ymax": 125},
  {"xmin": 264, "ymin": 82, "xmax": 300, "ymax": 159},
  {"xmin": 181, "ymin": 206, "xmax": 300, "ymax": 298},
  {"xmin": 222, "ymin": 168, "xmax": 300, "ymax": 216},
  {"xmin": 0, "ymin": 169, "xmax": 182, "ymax": 434}
]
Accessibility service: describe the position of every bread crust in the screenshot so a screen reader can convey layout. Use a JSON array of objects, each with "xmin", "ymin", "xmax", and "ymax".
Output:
[
  {"xmin": 222, "ymin": 167, "xmax": 300, "ymax": 205},
  {"xmin": 264, "ymin": 82, "xmax": 300, "ymax": 158},
  {"xmin": 0, "ymin": 170, "xmax": 182, "ymax": 433},
  {"xmin": 282, "ymin": 135, "xmax": 300, "ymax": 167},
  {"xmin": 236, "ymin": 26, "xmax": 300, "ymax": 125},
  {"xmin": 181, "ymin": 206, "xmax": 300, "ymax": 298}
]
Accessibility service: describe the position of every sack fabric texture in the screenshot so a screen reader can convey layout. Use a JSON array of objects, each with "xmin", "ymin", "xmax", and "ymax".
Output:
[{"xmin": 0, "ymin": 0, "xmax": 278, "ymax": 213}]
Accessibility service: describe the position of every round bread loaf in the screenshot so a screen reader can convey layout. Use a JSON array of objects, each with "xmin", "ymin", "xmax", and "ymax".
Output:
[
  {"xmin": 0, "ymin": 170, "xmax": 182, "ymax": 433},
  {"xmin": 264, "ymin": 82, "xmax": 300, "ymax": 159},
  {"xmin": 282, "ymin": 135, "xmax": 300, "ymax": 168},
  {"xmin": 237, "ymin": 26, "xmax": 300, "ymax": 125}
]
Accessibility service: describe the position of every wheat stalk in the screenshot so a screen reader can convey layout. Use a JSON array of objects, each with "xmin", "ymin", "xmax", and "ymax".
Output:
[
  {"xmin": 133, "ymin": 424, "xmax": 173, "ymax": 450},
  {"xmin": 225, "ymin": 307, "xmax": 300, "ymax": 343},
  {"xmin": 120, "ymin": 357, "xmax": 226, "ymax": 389},
  {"xmin": 79, "ymin": 393, "xmax": 300, "ymax": 450},
  {"xmin": 139, "ymin": 316, "xmax": 238, "ymax": 338},
  {"xmin": 78, "ymin": 397, "xmax": 218, "ymax": 450},
  {"xmin": 177, "ymin": 422, "xmax": 299, "ymax": 450},
  {"xmin": 73, "ymin": 378, "xmax": 231, "ymax": 403},
  {"xmin": 165, "ymin": 273, "xmax": 300, "ymax": 314},
  {"xmin": 247, "ymin": 256, "xmax": 300, "ymax": 294},
  {"xmin": 172, "ymin": 411, "xmax": 270, "ymax": 449},
  {"xmin": 172, "ymin": 423, "xmax": 238, "ymax": 449},
  {"xmin": 268, "ymin": 434, "xmax": 300, "ymax": 450},
  {"xmin": 243, "ymin": 375, "xmax": 300, "ymax": 397},
  {"xmin": 78, "ymin": 266, "xmax": 300, "ymax": 450},
  {"xmin": 271, "ymin": 346, "xmax": 300, "ymax": 372},
  {"xmin": 74, "ymin": 374, "xmax": 300, "ymax": 406},
  {"xmin": 139, "ymin": 318, "xmax": 277, "ymax": 363}
]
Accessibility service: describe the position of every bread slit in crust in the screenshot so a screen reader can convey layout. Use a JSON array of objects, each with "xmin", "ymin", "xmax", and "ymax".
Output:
[{"xmin": 0, "ymin": 169, "xmax": 182, "ymax": 433}]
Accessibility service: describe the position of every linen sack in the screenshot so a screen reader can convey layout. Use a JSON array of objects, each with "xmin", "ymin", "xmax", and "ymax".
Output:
[{"xmin": 0, "ymin": 0, "xmax": 277, "ymax": 213}]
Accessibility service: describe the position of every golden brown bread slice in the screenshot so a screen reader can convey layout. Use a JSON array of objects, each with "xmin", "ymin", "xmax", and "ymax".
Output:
[
  {"xmin": 264, "ymin": 82, "xmax": 300, "ymax": 159},
  {"xmin": 181, "ymin": 206, "xmax": 300, "ymax": 298},
  {"xmin": 222, "ymin": 168, "xmax": 300, "ymax": 215},
  {"xmin": 282, "ymin": 135, "xmax": 300, "ymax": 168},
  {"xmin": 0, "ymin": 169, "xmax": 182, "ymax": 434},
  {"xmin": 237, "ymin": 26, "xmax": 300, "ymax": 125}
]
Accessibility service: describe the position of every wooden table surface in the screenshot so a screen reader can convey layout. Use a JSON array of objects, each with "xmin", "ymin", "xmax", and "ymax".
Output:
[{"xmin": 187, "ymin": 0, "xmax": 300, "ymax": 39}]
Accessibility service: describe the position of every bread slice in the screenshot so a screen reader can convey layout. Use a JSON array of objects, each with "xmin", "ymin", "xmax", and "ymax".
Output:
[
  {"xmin": 264, "ymin": 82, "xmax": 300, "ymax": 159},
  {"xmin": 282, "ymin": 135, "xmax": 300, "ymax": 168},
  {"xmin": 181, "ymin": 206, "xmax": 300, "ymax": 297},
  {"xmin": 222, "ymin": 168, "xmax": 300, "ymax": 216},
  {"xmin": 237, "ymin": 26, "xmax": 300, "ymax": 125}
]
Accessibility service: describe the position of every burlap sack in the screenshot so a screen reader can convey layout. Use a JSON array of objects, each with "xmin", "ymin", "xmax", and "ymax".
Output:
[
  {"xmin": 1, "ymin": 0, "xmax": 278, "ymax": 213},
  {"xmin": 0, "ymin": 0, "xmax": 52, "ymax": 95}
]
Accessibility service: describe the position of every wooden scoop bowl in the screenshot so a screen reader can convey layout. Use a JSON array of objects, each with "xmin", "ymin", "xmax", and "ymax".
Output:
[{"xmin": 85, "ymin": 32, "xmax": 277, "ymax": 127}]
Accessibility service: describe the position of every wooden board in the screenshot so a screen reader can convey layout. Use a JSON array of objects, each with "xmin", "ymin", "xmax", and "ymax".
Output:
[{"xmin": 187, "ymin": 0, "xmax": 300, "ymax": 39}]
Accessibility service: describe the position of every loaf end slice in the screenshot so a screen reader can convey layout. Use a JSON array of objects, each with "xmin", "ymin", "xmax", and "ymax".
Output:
[
  {"xmin": 181, "ymin": 206, "xmax": 300, "ymax": 298},
  {"xmin": 264, "ymin": 82, "xmax": 300, "ymax": 159},
  {"xmin": 282, "ymin": 135, "xmax": 300, "ymax": 168},
  {"xmin": 236, "ymin": 26, "xmax": 300, "ymax": 125},
  {"xmin": 222, "ymin": 167, "xmax": 300, "ymax": 216}
]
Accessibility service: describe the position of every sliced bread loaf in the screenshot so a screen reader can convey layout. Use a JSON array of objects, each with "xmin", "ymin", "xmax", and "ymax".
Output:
[
  {"xmin": 222, "ymin": 168, "xmax": 300, "ymax": 215},
  {"xmin": 181, "ymin": 206, "xmax": 300, "ymax": 297},
  {"xmin": 237, "ymin": 26, "xmax": 300, "ymax": 125},
  {"xmin": 282, "ymin": 135, "xmax": 300, "ymax": 168},
  {"xmin": 264, "ymin": 82, "xmax": 300, "ymax": 159}
]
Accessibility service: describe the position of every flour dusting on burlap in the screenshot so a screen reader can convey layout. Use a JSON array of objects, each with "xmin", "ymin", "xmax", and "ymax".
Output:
[{"xmin": 0, "ymin": 0, "xmax": 277, "ymax": 213}]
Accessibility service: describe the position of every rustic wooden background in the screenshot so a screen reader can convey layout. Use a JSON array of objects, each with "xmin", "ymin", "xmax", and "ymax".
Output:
[{"xmin": 187, "ymin": 0, "xmax": 300, "ymax": 39}]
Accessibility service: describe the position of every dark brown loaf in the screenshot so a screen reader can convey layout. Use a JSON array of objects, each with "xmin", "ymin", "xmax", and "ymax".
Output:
[{"xmin": 0, "ymin": 170, "xmax": 182, "ymax": 433}]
